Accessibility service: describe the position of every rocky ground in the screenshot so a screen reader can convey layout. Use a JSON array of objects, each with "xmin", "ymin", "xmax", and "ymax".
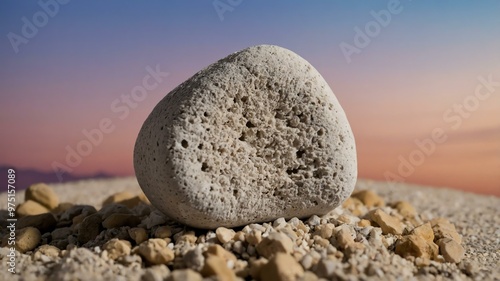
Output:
[{"xmin": 0, "ymin": 177, "xmax": 498, "ymax": 281}]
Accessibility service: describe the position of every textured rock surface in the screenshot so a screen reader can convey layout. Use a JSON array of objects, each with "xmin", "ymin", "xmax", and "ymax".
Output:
[{"xmin": 134, "ymin": 45, "xmax": 357, "ymax": 228}]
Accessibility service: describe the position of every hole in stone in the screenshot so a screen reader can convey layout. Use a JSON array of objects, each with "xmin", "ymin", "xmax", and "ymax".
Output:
[
  {"xmin": 241, "ymin": 96, "xmax": 248, "ymax": 103},
  {"xmin": 209, "ymin": 186, "xmax": 214, "ymax": 191},
  {"xmin": 204, "ymin": 112, "xmax": 209, "ymax": 117},
  {"xmin": 246, "ymin": 121, "xmax": 255, "ymax": 128},
  {"xmin": 181, "ymin": 140, "xmax": 188, "ymax": 148},
  {"xmin": 287, "ymin": 168, "xmax": 299, "ymax": 175},
  {"xmin": 156, "ymin": 141, "xmax": 159, "ymax": 147},
  {"xmin": 317, "ymin": 129, "xmax": 324, "ymax": 136},
  {"xmin": 313, "ymin": 200, "xmax": 319, "ymax": 206},
  {"xmin": 333, "ymin": 172, "xmax": 338, "ymax": 178},
  {"xmin": 201, "ymin": 163, "xmax": 209, "ymax": 172},
  {"xmin": 296, "ymin": 150, "xmax": 305, "ymax": 158},
  {"xmin": 233, "ymin": 189, "xmax": 238, "ymax": 196},
  {"xmin": 153, "ymin": 158, "xmax": 156, "ymax": 162},
  {"xmin": 198, "ymin": 143, "xmax": 203, "ymax": 149},
  {"xmin": 239, "ymin": 133, "xmax": 246, "ymax": 141},
  {"xmin": 160, "ymin": 126, "xmax": 164, "ymax": 131}
]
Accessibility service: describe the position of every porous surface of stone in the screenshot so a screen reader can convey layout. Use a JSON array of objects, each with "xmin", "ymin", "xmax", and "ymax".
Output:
[{"xmin": 134, "ymin": 45, "xmax": 357, "ymax": 228}]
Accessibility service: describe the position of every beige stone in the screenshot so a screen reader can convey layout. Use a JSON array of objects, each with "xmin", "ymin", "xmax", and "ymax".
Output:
[
  {"xmin": 102, "ymin": 191, "xmax": 135, "ymax": 206},
  {"xmin": 438, "ymin": 238, "xmax": 465, "ymax": 263},
  {"xmin": 154, "ymin": 226, "xmax": 172, "ymax": 239},
  {"xmin": 256, "ymin": 232, "xmax": 294, "ymax": 258},
  {"xmin": 205, "ymin": 244, "xmax": 237, "ymax": 262},
  {"xmin": 260, "ymin": 253, "xmax": 304, "ymax": 281},
  {"xmin": 431, "ymin": 218, "xmax": 462, "ymax": 244},
  {"xmin": 249, "ymin": 258, "xmax": 268, "ymax": 280},
  {"xmin": 246, "ymin": 230, "xmax": 262, "ymax": 245},
  {"xmin": 129, "ymin": 227, "xmax": 148, "ymax": 244},
  {"xmin": 351, "ymin": 190, "xmax": 384, "ymax": 208},
  {"xmin": 33, "ymin": 244, "xmax": 60, "ymax": 261},
  {"xmin": 412, "ymin": 223, "xmax": 434, "ymax": 242},
  {"xmin": 313, "ymin": 224, "xmax": 334, "ymax": 239},
  {"xmin": 369, "ymin": 209, "xmax": 404, "ymax": 235},
  {"xmin": 166, "ymin": 269, "xmax": 202, "ymax": 281},
  {"xmin": 25, "ymin": 183, "xmax": 59, "ymax": 210},
  {"xmin": 16, "ymin": 200, "xmax": 49, "ymax": 217},
  {"xmin": 138, "ymin": 238, "xmax": 175, "ymax": 265},
  {"xmin": 134, "ymin": 45, "xmax": 357, "ymax": 229},
  {"xmin": 395, "ymin": 235, "xmax": 438, "ymax": 260},
  {"xmin": 392, "ymin": 201, "xmax": 417, "ymax": 218},
  {"xmin": 16, "ymin": 227, "xmax": 41, "ymax": 253},
  {"xmin": 335, "ymin": 227, "xmax": 355, "ymax": 249},
  {"xmin": 201, "ymin": 254, "xmax": 237, "ymax": 281},
  {"xmin": 103, "ymin": 238, "xmax": 132, "ymax": 260},
  {"xmin": 342, "ymin": 197, "xmax": 365, "ymax": 216},
  {"xmin": 216, "ymin": 227, "xmax": 236, "ymax": 243},
  {"xmin": 51, "ymin": 202, "xmax": 74, "ymax": 215},
  {"xmin": 358, "ymin": 219, "xmax": 371, "ymax": 227}
]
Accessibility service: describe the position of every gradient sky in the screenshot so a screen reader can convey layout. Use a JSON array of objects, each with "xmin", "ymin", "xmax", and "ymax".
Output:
[{"xmin": 1, "ymin": 0, "xmax": 499, "ymax": 195}]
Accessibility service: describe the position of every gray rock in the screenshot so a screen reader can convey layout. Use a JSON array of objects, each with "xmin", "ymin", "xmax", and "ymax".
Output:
[{"xmin": 134, "ymin": 45, "xmax": 357, "ymax": 229}]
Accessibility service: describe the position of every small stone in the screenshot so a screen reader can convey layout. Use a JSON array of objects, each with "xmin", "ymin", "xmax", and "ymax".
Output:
[
  {"xmin": 16, "ymin": 200, "xmax": 50, "ymax": 217},
  {"xmin": 119, "ymin": 194, "xmax": 150, "ymax": 209},
  {"xmin": 51, "ymin": 202, "xmax": 74, "ymax": 215},
  {"xmin": 438, "ymin": 238, "xmax": 465, "ymax": 263},
  {"xmin": 256, "ymin": 232, "xmax": 294, "ymax": 258},
  {"xmin": 369, "ymin": 209, "xmax": 404, "ymax": 235},
  {"xmin": 102, "ymin": 191, "xmax": 135, "ymax": 206},
  {"xmin": 183, "ymin": 246, "xmax": 205, "ymax": 271},
  {"xmin": 260, "ymin": 253, "xmax": 304, "ymax": 281},
  {"xmin": 129, "ymin": 227, "xmax": 149, "ymax": 244},
  {"xmin": 134, "ymin": 45, "xmax": 357, "ymax": 229},
  {"xmin": 358, "ymin": 219, "xmax": 371, "ymax": 227},
  {"xmin": 33, "ymin": 244, "xmax": 60, "ymax": 261},
  {"xmin": 142, "ymin": 265, "xmax": 171, "ymax": 281},
  {"xmin": 16, "ymin": 227, "xmax": 41, "ymax": 253},
  {"xmin": 17, "ymin": 213, "xmax": 57, "ymax": 233},
  {"xmin": 51, "ymin": 227, "xmax": 72, "ymax": 240},
  {"xmin": 102, "ymin": 213, "xmax": 141, "ymax": 229},
  {"xmin": 25, "ymin": 183, "xmax": 59, "ymax": 210},
  {"xmin": 392, "ymin": 201, "xmax": 417, "ymax": 218},
  {"xmin": 166, "ymin": 269, "xmax": 202, "ymax": 281},
  {"xmin": 98, "ymin": 203, "xmax": 132, "ymax": 220},
  {"xmin": 201, "ymin": 254, "xmax": 237, "ymax": 281},
  {"xmin": 335, "ymin": 227, "xmax": 355, "ymax": 249},
  {"xmin": 246, "ymin": 230, "xmax": 262, "ymax": 245},
  {"xmin": 431, "ymin": 218, "xmax": 462, "ymax": 244},
  {"xmin": 313, "ymin": 224, "xmax": 334, "ymax": 239},
  {"xmin": 205, "ymin": 244, "xmax": 237, "ymax": 263},
  {"xmin": 342, "ymin": 197, "xmax": 365, "ymax": 216},
  {"xmin": 412, "ymin": 223, "xmax": 434, "ymax": 242},
  {"xmin": 175, "ymin": 231, "xmax": 197, "ymax": 244},
  {"xmin": 154, "ymin": 226, "xmax": 172, "ymax": 238},
  {"xmin": 300, "ymin": 271, "xmax": 319, "ymax": 281},
  {"xmin": 395, "ymin": 235, "xmax": 438, "ymax": 260},
  {"xmin": 60, "ymin": 205, "xmax": 97, "ymax": 222},
  {"xmin": 315, "ymin": 259, "xmax": 338, "ymax": 279},
  {"xmin": 77, "ymin": 213, "xmax": 103, "ymax": 244},
  {"xmin": 351, "ymin": 190, "xmax": 384, "ymax": 208},
  {"xmin": 103, "ymin": 238, "xmax": 131, "ymax": 260},
  {"xmin": 216, "ymin": 227, "xmax": 236, "ymax": 243},
  {"xmin": 138, "ymin": 238, "xmax": 175, "ymax": 265},
  {"xmin": 249, "ymin": 258, "xmax": 268, "ymax": 280}
]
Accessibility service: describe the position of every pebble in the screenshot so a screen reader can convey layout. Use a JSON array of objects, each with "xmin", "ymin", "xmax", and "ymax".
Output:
[
  {"xmin": 103, "ymin": 238, "xmax": 131, "ymax": 260},
  {"xmin": 16, "ymin": 200, "xmax": 50, "ymax": 217},
  {"xmin": 201, "ymin": 254, "xmax": 237, "ymax": 281},
  {"xmin": 25, "ymin": 183, "xmax": 59, "ymax": 210},
  {"xmin": 216, "ymin": 227, "xmax": 236, "ymax": 244},
  {"xmin": 369, "ymin": 209, "xmax": 404, "ymax": 235},
  {"xmin": 395, "ymin": 235, "xmax": 438, "ymax": 260},
  {"xmin": 134, "ymin": 44, "xmax": 357, "ymax": 228},
  {"xmin": 256, "ymin": 232, "xmax": 294, "ymax": 258},
  {"xmin": 77, "ymin": 213, "xmax": 103, "ymax": 244},
  {"xmin": 392, "ymin": 201, "xmax": 417, "ymax": 218},
  {"xmin": 102, "ymin": 213, "xmax": 141, "ymax": 229},
  {"xmin": 166, "ymin": 269, "xmax": 202, "ymax": 281},
  {"xmin": 16, "ymin": 227, "xmax": 41, "ymax": 253},
  {"xmin": 142, "ymin": 265, "xmax": 170, "ymax": 281},
  {"xmin": 138, "ymin": 239, "xmax": 175, "ymax": 265},
  {"xmin": 438, "ymin": 238, "xmax": 465, "ymax": 263},
  {"xmin": 102, "ymin": 191, "xmax": 135, "ymax": 206},
  {"xmin": 351, "ymin": 190, "xmax": 384, "ymax": 208},
  {"xmin": 412, "ymin": 222, "xmax": 434, "ymax": 242},
  {"xmin": 129, "ymin": 227, "xmax": 149, "ymax": 244},
  {"xmin": 431, "ymin": 218, "xmax": 462, "ymax": 244},
  {"xmin": 260, "ymin": 253, "xmax": 304, "ymax": 281},
  {"xmin": 17, "ymin": 213, "xmax": 57, "ymax": 233}
]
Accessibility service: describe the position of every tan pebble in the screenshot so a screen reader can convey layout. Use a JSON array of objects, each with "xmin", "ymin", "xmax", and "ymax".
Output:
[
  {"xmin": 16, "ymin": 227, "xmax": 41, "ymax": 253},
  {"xmin": 201, "ymin": 254, "xmax": 237, "ymax": 281},
  {"xmin": 205, "ymin": 244, "xmax": 237, "ymax": 262},
  {"xmin": 260, "ymin": 253, "xmax": 304, "ymax": 281},
  {"xmin": 415, "ymin": 257, "xmax": 431, "ymax": 267},
  {"xmin": 300, "ymin": 271, "xmax": 319, "ymax": 281},
  {"xmin": 216, "ymin": 227, "xmax": 236, "ymax": 243},
  {"xmin": 395, "ymin": 235, "xmax": 438, "ymax": 260},
  {"xmin": 16, "ymin": 200, "xmax": 49, "ymax": 217},
  {"xmin": 337, "ymin": 214, "xmax": 353, "ymax": 224},
  {"xmin": 438, "ymin": 238, "xmax": 465, "ymax": 263},
  {"xmin": 342, "ymin": 197, "xmax": 365, "ymax": 216},
  {"xmin": 102, "ymin": 191, "xmax": 135, "ymax": 206},
  {"xmin": 412, "ymin": 222, "xmax": 434, "ymax": 242},
  {"xmin": 129, "ymin": 227, "xmax": 148, "ymax": 244},
  {"xmin": 25, "ymin": 183, "xmax": 59, "ymax": 210},
  {"xmin": 358, "ymin": 219, "xmax": 371, "ymax": 227},
  {"xmin": 33, "ymin": 244, "xmax": 60, "ymax": 261},
  {"xmin": 314, "ymin": 224, "xmax": 334, "ymax": 239},
  {"xmin": 335, "ymin": 228, "xmax": 355, "ymax": 249},
  {"xmin": 102, "ymin": 213, "xmax": 141, "ymax": 229},
  {"xmin": 249, "ymin": 258, "xmax": 268, "ymax": 280},
  {"xmin": 313, "ymin": 236, "xmax": 330, "ymax": 247},
  {"xmin": 154, "ymin": 226, "xmax": 172, "ymax": 238},
  {"xmin": 138, "ymin": 238, "xmax": 175, "ymax": 265},
  {"xmin": 233, "ymin": 231, "xmax": 246, "ymax": 242},
  {"xmin": 166, "ymin": 269, "xmax": 202, "ymax": 281},
  {"xmin": 103, "ymin": 238, "xmax": 131, "ymax": 260},
  {"xmin": 431, "ymin": 218, "xmax": 462, "ymax": 244},
  {"xmin": 119, "ymin": 194, "xmax": 150, "ymax": 209},
  {"xmin": 315, "ymin": 258, "xmax": 338, "ymax": 278},
  {"xmin": 392, "ymin": 201, "xmax": 417, "ymax": 218},
  {"xmin": 369, "ymin": 209, "xmax": 404, "ymax": 235},
  {"xmin": 142, "ymin": 264, "xmax": 170, "ymax": 281},
  {"xmin": 256, "ymin": 232, "xmax": 294, "ymax": 259},
  {"xmin": 351, "ymin": 190, "xmax": 384, "ymax": 208},
  {"xmin": 246, "ymin": 230, "xmax": 262, "ymax": 245},
  {"xmin": 176, "ymin": 231, "xmax": 197, "ymax": 244}
]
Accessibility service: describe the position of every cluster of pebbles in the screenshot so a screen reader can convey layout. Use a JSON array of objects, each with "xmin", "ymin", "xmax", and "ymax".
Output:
[{"xmin": 0, "ymin": 182, "xmax": 483, "ymax": 281}]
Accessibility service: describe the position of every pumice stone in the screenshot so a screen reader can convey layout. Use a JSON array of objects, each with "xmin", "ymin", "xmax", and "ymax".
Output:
[{"xmin": 134, "ymin": 45, "xmax": 357, "ymax": 229}]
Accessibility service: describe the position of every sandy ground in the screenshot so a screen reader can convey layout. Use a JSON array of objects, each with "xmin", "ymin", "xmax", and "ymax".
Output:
[{"xmin": 1, "ymin": 177, "xmax": 499, "ymax": 280}]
